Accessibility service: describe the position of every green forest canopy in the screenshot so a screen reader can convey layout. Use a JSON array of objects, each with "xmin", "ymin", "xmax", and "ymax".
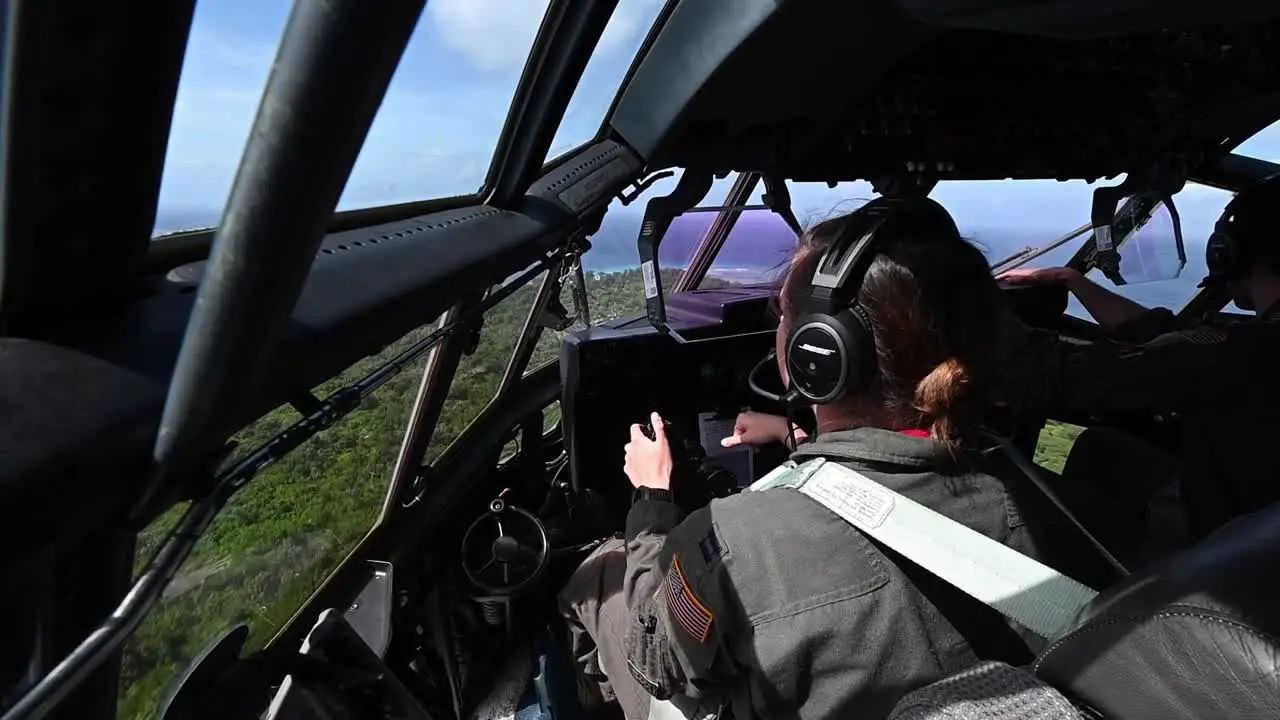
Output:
[{"xmin": 117, "ymin": 266, "xmax": 1082, "ymax": 719}]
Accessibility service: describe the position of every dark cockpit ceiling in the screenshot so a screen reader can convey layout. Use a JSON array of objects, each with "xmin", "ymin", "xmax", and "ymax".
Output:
[{"xmin": 609, "ymin": 0, "xmax": 1280, "ymax": 182}]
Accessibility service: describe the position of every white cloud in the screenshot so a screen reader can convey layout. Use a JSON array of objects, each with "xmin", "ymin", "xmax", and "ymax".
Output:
[
  {"xmin": 596, "ymin": 0, "xmax": 664, "ymax": 57},
  {"xmin": 427, "ymin": 0, "xmax": 660, "ymax": 73},
  {"xmin": 428, "ymin": 0, "xmax": 548, "ymax": 73}
]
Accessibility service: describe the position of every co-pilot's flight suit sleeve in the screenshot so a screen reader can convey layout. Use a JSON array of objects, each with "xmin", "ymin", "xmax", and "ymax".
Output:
[
  {"xmin": 1050, "ymin": 322, "xmax": 1249, "ymax": 416},
  {"xmin": 621, "ymin": 493, "xmax": 739, "ymax": 703},
  {"xmin": 1109, "ymin": 306, "xmax": 1181, "ymax": 344}
]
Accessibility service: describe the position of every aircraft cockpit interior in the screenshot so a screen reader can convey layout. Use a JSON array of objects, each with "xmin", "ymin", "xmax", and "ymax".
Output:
[{"xmin": 7, "ymin": 2, "xmax": 1280, "ymax": 720}]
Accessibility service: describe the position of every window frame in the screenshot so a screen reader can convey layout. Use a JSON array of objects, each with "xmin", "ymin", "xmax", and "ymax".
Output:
[
  {"xmin": 149, "ymin": 0, "xmax": 629, "ymax": 272},
  {"xmin": 482, "ymin": 0, "xmax": 626, "ymax": 209},
  {"xmin": 674, "ymin": 171, "xmax": 764, "ymax": 292}
]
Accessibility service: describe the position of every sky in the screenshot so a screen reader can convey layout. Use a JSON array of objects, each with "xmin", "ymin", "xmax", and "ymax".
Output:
[
  {"xmin": 157, "ymin": 0, "xmax": 1280, "ymax": 285},
  {"xmin": 157, "ymin": 0, "xmax": 665, "ymax": 226}
]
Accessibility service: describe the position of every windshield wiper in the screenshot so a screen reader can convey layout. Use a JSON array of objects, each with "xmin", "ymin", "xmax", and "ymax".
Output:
[{"xmin": 990, "ymin": 222, "xmax": 1092, "ymax": 275}]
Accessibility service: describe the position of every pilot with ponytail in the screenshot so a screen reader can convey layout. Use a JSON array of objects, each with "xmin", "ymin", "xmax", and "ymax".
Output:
[{"xmin": 559, "ymin": 199, "xmax": 1058, "ymax": 720}]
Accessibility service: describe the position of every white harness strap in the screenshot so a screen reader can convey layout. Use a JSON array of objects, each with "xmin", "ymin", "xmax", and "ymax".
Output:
[
  {"xmin": 749, "ymin": 459, "xmax": 1098, "ymax": 641},
  {"xmin": 645, "ymin": 695, "xmax": 720, "ymax": 720}
]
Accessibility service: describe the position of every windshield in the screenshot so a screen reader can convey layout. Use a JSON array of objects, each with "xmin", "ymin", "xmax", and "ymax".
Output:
[
  {"xmin": 656, "ymin": 173, "xmax": 1257, "ymax": 321},
  {"xmin": 657, "ymin": 206, "xmax": 799, "ymax": 289},
  {"xmin": 990, "ymin": 186, "xmax": 1226, "ymax": 317}
]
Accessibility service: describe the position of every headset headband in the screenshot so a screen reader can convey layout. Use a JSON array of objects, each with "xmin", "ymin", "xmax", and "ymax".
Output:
[
  {"xmin": 807, "ymin": 198, "xmax": 957, "ymax": 305},
  {"xmin": 810, "ymin": 203, "xmax": 898, "ymax": 295}
]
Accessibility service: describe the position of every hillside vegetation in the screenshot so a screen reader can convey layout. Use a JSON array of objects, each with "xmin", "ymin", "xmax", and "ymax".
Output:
[
  {"xmin": 117, "ymin": 266, "xmax": 1081, "ymax": 718},
  {"xmin": 1033, "ymin": 420, "xmax": 1084, "ymax": 474}
]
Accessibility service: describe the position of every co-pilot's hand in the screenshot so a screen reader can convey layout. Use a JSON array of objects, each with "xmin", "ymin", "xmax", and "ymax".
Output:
[
  {"xmin": 996, "ymin": 266, "xmax": 1082, "ymax": 287},
  {"xmin": 625, "ymin": 412, "xmax": 674, "ymax": 490}
]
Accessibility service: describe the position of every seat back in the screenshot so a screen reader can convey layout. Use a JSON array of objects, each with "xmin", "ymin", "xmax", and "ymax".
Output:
[{"xmin": 1031, "ymin": 503, "xmax": 1280, "ymax": 720}]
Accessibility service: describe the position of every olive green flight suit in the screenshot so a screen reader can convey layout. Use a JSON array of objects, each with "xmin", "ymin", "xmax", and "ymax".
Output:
[{"xmin": 559, "ymin": 428, "xmax": 1049, "ymax": 720}]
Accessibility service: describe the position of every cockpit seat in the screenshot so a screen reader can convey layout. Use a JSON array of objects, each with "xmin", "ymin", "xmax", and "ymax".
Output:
[
  {"xmin": 1032, "ymin": 502, "xmax": 1280, "ymax": 719},
  {"xmin": 889, "ymin": 661, "xmax": 1079, "ymax": 719},
  {"xmin": 888, "ymin": 503, "xmax": 1280, "ymax": 719}
]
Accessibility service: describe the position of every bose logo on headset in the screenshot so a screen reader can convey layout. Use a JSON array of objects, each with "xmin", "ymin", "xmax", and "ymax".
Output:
[
  {"xmin": 798, "ymin": 343, "xmax": 835, "ymax": 356},
  {"xmin": 784, "ymin": 197, "xmax": 962, "ymax": 405}
]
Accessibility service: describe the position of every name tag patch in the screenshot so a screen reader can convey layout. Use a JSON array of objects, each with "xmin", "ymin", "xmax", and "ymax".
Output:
[{"xmin": 698, "ymin": 527, "xmax": 726, "ymax": 566}]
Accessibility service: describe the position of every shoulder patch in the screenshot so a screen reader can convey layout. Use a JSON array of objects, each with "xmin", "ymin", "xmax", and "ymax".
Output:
[
  {"xmin": 698, "ymin": 526, "xmax": 727, "ymax": 567},
  {"xmin": 1148, "ymin": 325, "xmax": 1227, "ymax": 348},
  {"xmin": 665, "ymin": 555, "xmax": 715, "ymax": 644}
]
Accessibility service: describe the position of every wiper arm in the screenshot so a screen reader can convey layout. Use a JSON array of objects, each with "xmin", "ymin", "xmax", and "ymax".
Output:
[{"xmin": 990, "ymin": 222, "xmax": 1092, "ymax": 275}]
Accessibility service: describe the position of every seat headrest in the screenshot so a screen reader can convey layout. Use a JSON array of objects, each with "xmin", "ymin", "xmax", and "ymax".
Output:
[{"xmin": 1033, "ymin": 503, "xmax": 1280, "ymax": 720}]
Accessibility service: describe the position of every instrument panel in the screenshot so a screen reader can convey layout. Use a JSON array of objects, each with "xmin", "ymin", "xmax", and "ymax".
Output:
[{"xmin": 561, "ymin": 313, "xmax": 782, "ymax": 522}]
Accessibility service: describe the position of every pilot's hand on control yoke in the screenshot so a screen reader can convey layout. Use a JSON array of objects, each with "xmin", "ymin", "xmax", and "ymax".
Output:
[{"xmin": 625, "ymin": 412, "xmax": 674, "ymax": 490}]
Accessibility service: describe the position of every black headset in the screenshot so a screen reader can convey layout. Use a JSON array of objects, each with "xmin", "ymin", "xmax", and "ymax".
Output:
[
  {"xmin": 1204, "ymin": 173, "xmax": 1280, "ymax": 285},
  {"xmin": 784, "ymin": 196, "xmax": 962, "ymax": 404},
  {"xmin": 1205, "ymin": 200, "xmax": 1248, "ymax": 284}
]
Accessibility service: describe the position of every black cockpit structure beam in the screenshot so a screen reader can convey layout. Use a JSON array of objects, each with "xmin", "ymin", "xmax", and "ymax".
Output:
[
  {"xmin": 0, "ymin": 0, "xmax": 197, "ymax": 338},
  {"xmin": 0, "ymin": 3, "xmax": 197, "ymax": 719},
  {"xmin": 636, "ymin": 169, "xmax": 714, "ymax": 334}
]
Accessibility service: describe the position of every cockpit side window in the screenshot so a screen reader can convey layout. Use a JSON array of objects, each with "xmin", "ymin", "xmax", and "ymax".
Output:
[
  {"xmin": 153, "ymin": 0, "xmax": 548, "ymax": 237},
  {"xmin": 119, "ymin": 319, "xmax": 441, "ymax": 719},
  {"xmin": 423, "ymin": 270, "xmax": 556, "ymax": 459},
  {"xmin": 126, "ymin": 0, "xmax": 572, "ymax": 709}
]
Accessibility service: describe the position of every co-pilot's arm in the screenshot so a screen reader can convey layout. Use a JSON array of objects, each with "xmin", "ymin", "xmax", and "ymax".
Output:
[{"xmin": 1055, "ymin": 324, "xmax": 1247, "ymax": 416}]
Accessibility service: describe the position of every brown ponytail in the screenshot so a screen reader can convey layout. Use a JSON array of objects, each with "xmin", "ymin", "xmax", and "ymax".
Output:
[{"xmin": 913, "ymin": 358, "xmax": 973, "ymax": 453}]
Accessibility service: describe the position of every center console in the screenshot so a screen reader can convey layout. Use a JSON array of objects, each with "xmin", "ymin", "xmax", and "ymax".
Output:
[{"xmin": 560, "ymin": 287, "xmax": 787, "ymax": 523}]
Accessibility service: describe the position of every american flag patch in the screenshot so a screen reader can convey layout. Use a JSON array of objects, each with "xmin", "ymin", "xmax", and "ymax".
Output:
[{"xmin": 665, "ymin": 555, "xmax": 714, "ymax": 644}]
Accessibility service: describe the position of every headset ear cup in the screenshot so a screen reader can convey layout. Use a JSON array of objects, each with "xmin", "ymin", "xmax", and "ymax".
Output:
[
  {"xmin": 786, "ymin": 313, "xmax": 852, "ymax": 404},
  {"xmin": 785, "ymin": 306, "xmax": 877, "ymax": 404},
  {"xmin": 1206, "ymin": 230, "xmax": 1238, "ymax": 280},
  {"xmin": 1226, "ymin": 231, "xmax": 1246, "ymax": 278},
  {"xmin": 1208, "ymin": 229, "xmax": 1228, "ymax": 278}
]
